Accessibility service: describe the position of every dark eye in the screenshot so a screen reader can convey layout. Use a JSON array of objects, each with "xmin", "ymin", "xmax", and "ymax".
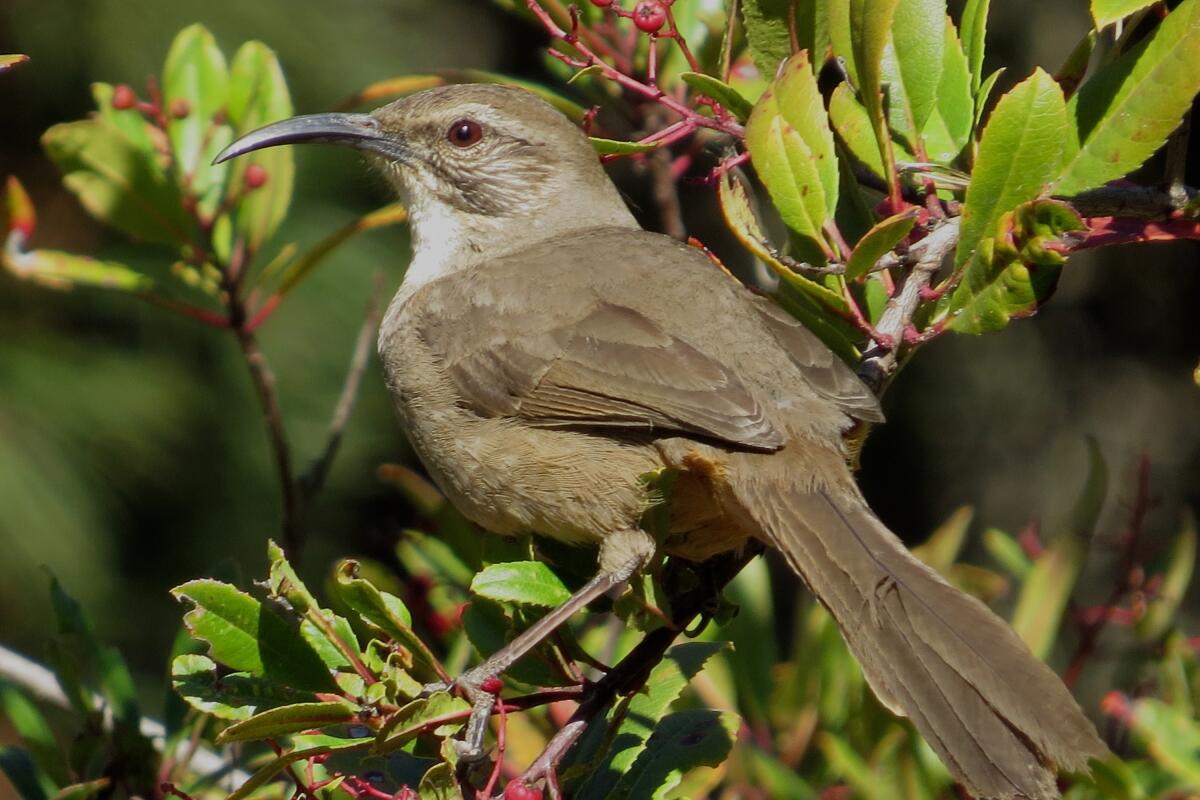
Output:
[{"xmin": 447, "ymin": 118, "xmax": 483, "ymax": 147}]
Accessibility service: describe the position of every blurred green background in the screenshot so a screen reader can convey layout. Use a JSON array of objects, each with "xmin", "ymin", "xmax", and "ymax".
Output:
[{"xmin": 0, "ymin": 0, "xmax": 1196, "ymax": 758}]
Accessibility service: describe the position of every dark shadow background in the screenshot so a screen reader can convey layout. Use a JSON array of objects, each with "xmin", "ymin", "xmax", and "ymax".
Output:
[{"xmin": 0, "ymin": 0, "xmax": 1196, "ymax": 744}]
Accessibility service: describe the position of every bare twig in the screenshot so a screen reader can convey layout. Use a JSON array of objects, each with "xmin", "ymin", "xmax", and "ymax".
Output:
[
  {"xmin": 857, "ymin": 218, "xmax": 961, "ymax": 393},
  {"xmin": 300, "ymin": 273, "xmax": 386, "ymax": 500}
]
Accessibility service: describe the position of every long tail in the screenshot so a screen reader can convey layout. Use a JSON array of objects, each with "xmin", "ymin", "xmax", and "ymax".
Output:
[{"xmin": 728, "ymin": 450, "xmax": 1109, "ymax": 800}]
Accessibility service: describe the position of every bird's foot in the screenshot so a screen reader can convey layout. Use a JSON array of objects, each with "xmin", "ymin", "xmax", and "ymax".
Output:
[{"xmin": 422, "ymin": 667, "xmax": 504, "ymax": 763}]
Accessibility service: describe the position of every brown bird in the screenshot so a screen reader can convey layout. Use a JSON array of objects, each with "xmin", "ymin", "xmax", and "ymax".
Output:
[{"xmin": 217, "ymin": 84, "xmax": 1108, "ymax": 799}]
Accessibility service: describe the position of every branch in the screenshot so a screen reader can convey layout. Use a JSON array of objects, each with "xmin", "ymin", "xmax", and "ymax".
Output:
[
  {"xmin": 857, "ymin": 218, "xmax": 961, "ymax": 393},
  {"xmin": 299, "ymin": 273, "xmax": 385, "ymax": 500}
]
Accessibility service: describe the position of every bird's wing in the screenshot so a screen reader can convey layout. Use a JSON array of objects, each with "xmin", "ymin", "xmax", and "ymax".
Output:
[
  {"xmin": 421, "ymin": 282, "xmax": 785, "ymax": 452},
  {"xmin": 749, "ymin": 295, "xmax": 883, "ymax": 423}
]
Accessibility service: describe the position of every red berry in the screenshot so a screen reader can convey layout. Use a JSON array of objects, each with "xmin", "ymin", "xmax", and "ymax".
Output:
[
  {"xmin": 590, "ymin": 0, "xmax": 614, "ymax": 6},
  {"xmin": 244, "ymin": 164, "xmax": 269, "ymax": 190},
  {"xmin": 112, "ymin": 84, "xmax": 136, "ymax": 110},
  {"xmin": 633, "ymin": 0, "xmax": 666, "ymax": 32},
  {"xmin": 480, "ymin": 677, "xmax": 503, "ymax": 694},
  {"xmin": 169, "ymin": 98, "xmax": 190, "ymax": 119},
  {"xmin": 503, "ymin": 782, "xmax": 543, "ymax": 800}
]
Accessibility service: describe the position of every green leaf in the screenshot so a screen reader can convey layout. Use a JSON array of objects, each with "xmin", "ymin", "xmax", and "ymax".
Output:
[
  {"xmin": 844, "ymin": 210, "xmax": 917, "ymax": 280},
  {"xmin": 1092, "ymin": 0, "xmax": 1159, "ymax": 29},
  {"xmin": 91, "ymin": 83, "xmax": 156, "ymax": 154},
  {"xmin": 973, "ymin": 67, "xmax": 1006, "ymax": 134},
  {"xmin": 0, "ymin": 686, "xmax": 65, "ymax": 787},
  {"xmin": 1137, "ymin": 510, "xmax": 1197, "ymax": 641},
  {"xmin": 3, "ymin": 246, "xmax": 150, "ymax": 293},
  {"xmin": 333, "ymin": 560, "xmax": 443, "ymax": 676},
  {"xmin": 469, "ymin": 561, "xmax": 570, "ymax": 608},
  {"xmin": 922, "ymin": 15, "xmax": 974, "ymax": 164},
  {"xmin": 0, "ymin": 747, "xmax": 49, "ymax": 800},
  {"xmin": 171, "ymin": 653, "xmax": 318, "ymax": 721},
  {"xmin": 746, "ymin": 50, "xmax": 837, "ymax": 254},
  {"xmin": 680, "ymin": 72, "xmax": 754, "ymax": 121},
  {"xmin": 982, "ymin": 528, "xmax": 1032, "ymax": 579},
  {"xmin": 1055, "ymin": 0, "xmax": 1200, "ymax": 196},
  {"xmin": 883, "ymin": 0, "xmax": 946, "ymax": 137},
  {"xmin": 850, "ymin": 0, "xmax": 902, "ymax": 173},
  {"xmin": 1055, "ymin": 31, "xmax": 1098, "ymax": 98},
  {"xmin": 575, "ymin": 642, "xmax": 726, "ymax": 799},
  {"xmin": 49, "ymin": 779, "xmax": 110, "ymax": 800},
  {"xmin": 41, "ymin": 120, "xmax": 191, "ymax": 246},
  {"xmin": 227, "ymin": 41, "xmax": 294, "ymax": 255},
  {"xmin": 817, "ymin": 732, "xmax": 881, "ymax": 796},
  {"xmin": 588, "ymin": 137, "xmax": 658, "ymax": 155},
  {"xmin": 960, "ymin": 0, "xmax": 991, "ymax": 95},
  {"xmin": 741, "ymin": 0, "xmax": 829, "ymax": 78},
  {"xmin": 227, "ymin": 740, "xmax": 371, "ymax": 800},
  {"xmin": 161, "ymin": 23, "xmax": 231, "ymax": 217},
  {"xmin": 172, "ymin": 579, "xmax": 337, "ymax": 692},
  {"xmin": 607, "ymin": 710, "xmax": 740, "ymax": 800},
  {"xmin": 1011, "ymin": 439, "xmax": 1105, "ymax": 658},
  {"xmin": 829, "ymin": 84, "xmax": 909, "ymax": 179},
  {"xmin": 912, "ymin": 506, "xmax": 974, "ymax": 575},
  {"xmin": 373, "ymin": 692, "xmax": 470, "ymax": 754},
  {"xmin": 956, "ymin": 68, "xmax": 1068, "ymax": 267},
  {"xmin": 1127, "ymin": 697, "xmax": 1200, "ymax": 786},
  {"xmin": 418, "ymin": 763, "xmax": 461, "ymax": 800},
  {"xmin": 217, "ymin": 699, "xmax": 358, "ymax": 743}
]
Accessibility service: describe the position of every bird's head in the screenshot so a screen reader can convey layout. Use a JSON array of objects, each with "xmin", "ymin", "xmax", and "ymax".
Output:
[{"xmin": 215, "ymin": 84, "xmax": 635, "ymax": 265}]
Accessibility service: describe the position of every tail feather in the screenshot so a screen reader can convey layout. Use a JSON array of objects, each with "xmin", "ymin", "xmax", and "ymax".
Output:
[{"xmin": 729, "ymin": 454, "xmax": 1109, "ymax": 800}]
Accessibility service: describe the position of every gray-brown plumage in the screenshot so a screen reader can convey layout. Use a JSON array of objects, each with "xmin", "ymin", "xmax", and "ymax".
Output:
[{"xmin": 216, "ymin": 83, "xmax": 1109, "ymax": 799}]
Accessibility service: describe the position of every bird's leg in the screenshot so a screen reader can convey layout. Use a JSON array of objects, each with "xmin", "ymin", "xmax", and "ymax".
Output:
[{"xmin": 444, "ymin": 554, "xmax": 645, "ymax": 760}]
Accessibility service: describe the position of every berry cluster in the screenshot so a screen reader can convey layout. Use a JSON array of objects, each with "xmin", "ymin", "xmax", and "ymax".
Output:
[{"xmin": 589, "ymin": 0, "xmax": 671, "ymax": 34}]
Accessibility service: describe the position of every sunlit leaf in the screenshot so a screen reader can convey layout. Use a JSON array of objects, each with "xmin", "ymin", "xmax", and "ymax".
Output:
[
  {"xmin": 982, "ymin": 528, "xmax": 1032, "ymax": 579},
  {"xmin": 850, "ymin": 0, "xmax": 902, "ymax": 177},
  {"xmin": 829, "ymin": 83, "xmax": 913, "ymax": 178},
  {"xmin": 956, "ymin": 68, "xmax": 1068, "ymax": 267},
  {"xmin": 882, "ymin": 0, "xmax": 946, "ymax": 138},
  {"xmin": 227, "ymin": 41, "xmax": 294, "ymax": 255},
  {"xmin": 746, "ymin": 50, "xmax": 837, "ymax": 256},
  {"xmin": 960, "ymin": 0, "xmax": 991, "ymax": 94},
  {"xmin": 1055, "ymin": 0, "xmax": 1200, "ymax": 195},
  {"xmin": 608, "ymin": 710, "xmax": 740, "ymax": 799},
  {"xmin": 217, "ymin": 699, "xmax": 358, "ymax": 743},
  {"xmin": 42, "ymin": 119, "xmax": 192, "ymax": 247},
  {"xmin": 334, "ymin": 559, "xmax": 443, "ymax": 677},
  {"xmin": 170, "ymin": 653, "xmax": 317, "ymax": 721},
  {"xmin": 418, "ymin": 763, "xmax": 460, "ymax": 800},
  {"xmin": 680, "ymin": 72, "xmax": 754, "ymax": 121},
  {"xmin": 172, "ymin": 579, "xmax": 338, "ymax": 692},
  {"xmin": 470, "ymin": 561, "xmax": 570, "ymax": 608},
  {"xmin": 373, "ymin": 692, "xmax": 470, "ymax": 754},
  {"xmin": 161, "ymin": 23, "xmax": 231, "ymax": 218},
  {"xmin": 922, "ymin": 16, "xmax": 973, "ymax": 164},
  {"xmin": 1092, "ymin": 0, "xmax": 1160, "ymax": 28},
  {"xmin": 740, "ymin": 0, "xmax": 829, "ymax": 77},
  {"xmin": 844, "ymin": 209, "xmax": 917, "ymax": 280}
]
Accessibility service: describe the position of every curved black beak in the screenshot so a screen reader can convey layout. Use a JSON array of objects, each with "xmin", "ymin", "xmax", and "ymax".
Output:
[{"xmin": 213, "ymin": 112, "xmax": 405, "ymax": 164}]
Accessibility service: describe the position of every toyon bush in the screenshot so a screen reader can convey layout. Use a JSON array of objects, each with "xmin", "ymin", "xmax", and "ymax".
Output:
[{"xmin": 2, "ymin": 1, "xmax": 1199, "ymax": 799}]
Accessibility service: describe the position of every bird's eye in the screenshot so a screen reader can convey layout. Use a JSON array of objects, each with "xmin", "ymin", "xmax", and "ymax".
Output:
[{"xmin": 447, "ymin": 118, "xmax": 483, "ymax": 147}]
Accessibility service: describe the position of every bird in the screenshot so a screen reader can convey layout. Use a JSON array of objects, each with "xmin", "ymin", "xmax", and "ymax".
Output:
[{"xmin": 216, "ymin": 83, "xmax": 1109, "ymax": 799}]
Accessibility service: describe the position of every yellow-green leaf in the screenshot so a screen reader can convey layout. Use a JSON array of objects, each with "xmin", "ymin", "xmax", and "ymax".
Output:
[
  {"xmin": 217, "ymin": 699, "xmax": 358, "ymax": 743},
  {"xmin": 844, "ymin": 209, "xmax": 917, "ymax": 280},
  {"xmin": 1092, "ymin": 0, "xmax": 1159, "ymax": 28}
]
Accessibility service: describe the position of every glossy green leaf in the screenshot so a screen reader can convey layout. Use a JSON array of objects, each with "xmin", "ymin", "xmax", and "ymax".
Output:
[
  {"xmin": 922, "ymin": 15, "xmax": 973, "ymax": 164},
  {"xmin": 1092, "ymin": 0, "xmax": 1159, "ymax": 28},
  {"xmin": 217, "ymin": 699, "xmax": 358, "ymax": 743},
  {"xmin": 844, "ymin": 210, "xmax": 917, "ymax": 280},
  {"xmin": 957, "ymin": 68, "xmax": 1068, "ymax": 267},
  {"xmin": 172, "ymin": 579, "xmax": 338, "ymax": 692},
  {"xmin": 741, "ymin": 0, "xmax": 829, "ymax": 77},
  {"xmin": 170, "ymin": 653, "xmax": 318, "ymax": 721},
  {"xmin": 1011, "ymin": 439, "xmax": 1105, "ymax": 658},
  {"xmin": 746, "ymin": 51, "xmax": 837, "ymax": 252},
  {"xmin": 973, "ymin": 67, "xmax": 1006, "ymax": 134},
  {"xmin": 607, "ymin": 710, "xmax": 740, "ymax": 800},
  {"xmin": 42, "ymin": 119, "xmax": 191, "ymax": 246},
  {"xmin": 227, "ymin": 41, "xmax": 294, "ymax": 255},
  {"xmin": 470, "ymin": 561, "xmax": 570, "ymax": 608},
  {"xmin": 850, "ymin": 0, "xmax": 902, "ymax": 172},
  {"xmin": 883, "ymin": 0, "xmax": 946, "ymax": 137},
  {"xmin": 161, "ymin": 24, "xmax": 231, "ymax": 217},
  {"xmin": 829, "ymin": 83, "xmax": 904, "ymax": 178},
  {"xmin": 1137, "ymin": 510, "xmax": 1197, "ymax": 641},
  {"xmin": 417, "ymin": 763, "xmax": 459, "ymax": 800},
  {"xmin": 960, "ymin": 0, "xmax": 991, "ymax": 94},
  {"xmin": 0, "ymin": 747, "xmax": 49, "ymax": 800},
  {"xmin": 0, "ymin": 684, "xmax": 66, "ymax": 786},
  {"xmin": 265, "ymin": 539, "xmax": 318, "ymax": 613},
  {"xmin": 1055, "ymin": 0, "xmax": 1200, "ymax": 196},
  {"xmin": 680, "ymin": 72, "xmax": 754, "ymax": 121},
  {"xmin": 588, "ymin": 137, "xmax": 658, "ymax": 155},
  {"xmin": 828, "ymin": 0, "xmax": 855, "ymax": 83},
  {"xmin": 334, "ymin": 560, "xmax": 442, "ymax": 675},
  {"xmin": 373, "ymin": 692, "xmax": 470, "ymax": 754}
]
